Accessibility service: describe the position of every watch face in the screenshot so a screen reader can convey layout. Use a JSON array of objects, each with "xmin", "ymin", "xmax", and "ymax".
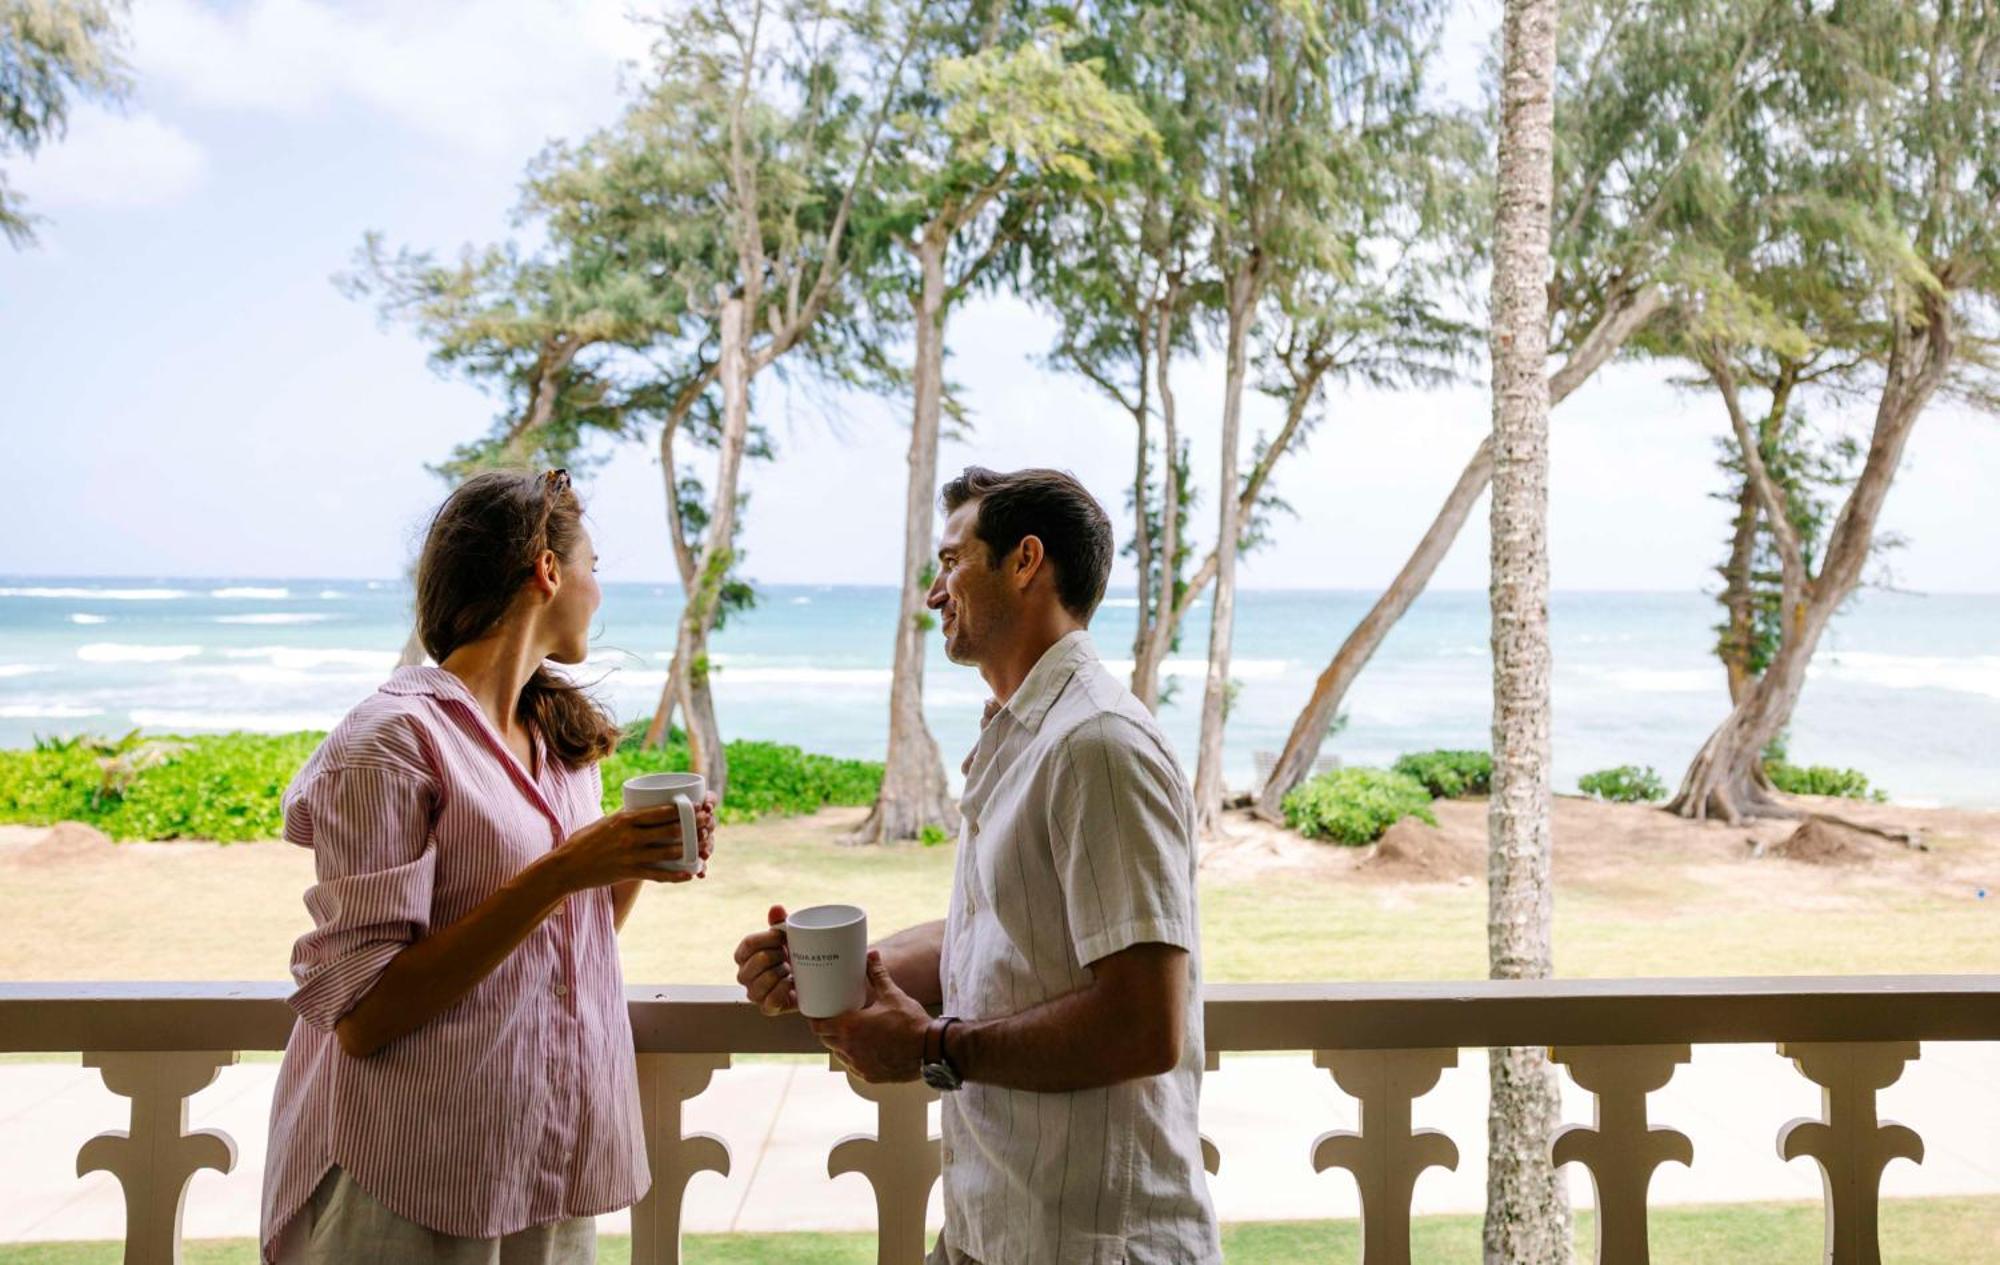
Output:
[{"xmin": 921, "ymin": 1061, "xmax": 961, "ymax": 1092}]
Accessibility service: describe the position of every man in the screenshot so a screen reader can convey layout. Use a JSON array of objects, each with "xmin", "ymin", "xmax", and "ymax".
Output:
[{"xmin": 734, "ymin": 467, "xmax": 1221, "ymax": 1264}]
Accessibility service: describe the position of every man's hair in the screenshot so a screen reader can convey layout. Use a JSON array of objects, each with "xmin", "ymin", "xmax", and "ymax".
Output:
[{"xmin": 940, "ymin": 466, "xmax": 1114, "ymax": 620}]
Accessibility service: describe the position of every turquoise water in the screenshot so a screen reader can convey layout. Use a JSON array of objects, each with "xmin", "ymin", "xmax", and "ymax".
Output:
[{"xmin": 1, "ymin": 578, "xmax": 1995, "ymax": 806}]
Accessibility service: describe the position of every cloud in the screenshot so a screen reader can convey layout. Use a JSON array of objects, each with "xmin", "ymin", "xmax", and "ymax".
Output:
[
  {"xmin": 130, "ymin": 0, "xmax": 657, "ymax": 157},
  {"xmin": 12, "ymin": 104, "xmax": 207, "ymax": 208}
]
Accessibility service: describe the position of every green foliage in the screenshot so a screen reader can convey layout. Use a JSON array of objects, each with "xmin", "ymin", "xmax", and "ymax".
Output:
[
  {"xmin": 0, "ymin": 732, "xmax": 325, "ymax": 841},
  {"xmin": 2, "ymin": 0, "xmax": 131, "ymax": 246},
  {"xmin": 1281, "ymin": 767, "xmax": 1436, "ymax": 846},
  {"xmin": 1765, "ymin": 760, "xmax": 1887, "ymax": 802},
  {"xmin": 603, "ymin": 734, "xmax": 881, "ymax": 826},
  {"xmin": 918, "ymin": 822, "xmax": 949, "ymax": 847},
  {"xmin": 0, "ymin": 727, "xmax": 880, "ymax": 841},
  {"xmin": 1391, "ymin": 750, "xmax": 1493, "ymax": 798},
  {"xmin": 1578, "ymin": 765, "xmax": 1668, "ymax": 803}
]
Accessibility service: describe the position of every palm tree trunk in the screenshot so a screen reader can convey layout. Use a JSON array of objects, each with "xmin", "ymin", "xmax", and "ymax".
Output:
[
  {"xmin": 851, "ymin": 230, "xmax": 958, "ymax": 844},
  {"xmin": 1191, "ymin": 267, "xmax": 1255, "ymax": 837},
  {"xmin": 1485, "ymin": 1, "xmax": 1571, "ymax": 1261}
]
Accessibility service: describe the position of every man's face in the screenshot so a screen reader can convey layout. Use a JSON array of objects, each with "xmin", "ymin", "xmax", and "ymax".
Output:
[{"xmin": 928, "ymin": 501, "xmax": 1014, "ymax": 667}]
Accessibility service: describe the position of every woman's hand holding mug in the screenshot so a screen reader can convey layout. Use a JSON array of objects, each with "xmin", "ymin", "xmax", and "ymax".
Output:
[{"xmin": 552, "ymin": 790, "xmax": 716, "ymax": 891}]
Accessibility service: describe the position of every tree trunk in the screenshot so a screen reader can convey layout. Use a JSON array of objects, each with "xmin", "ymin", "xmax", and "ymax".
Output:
[
  {"xmin": 1249, "ymin": 283, "xmax": 1665, "ymax": 822},
  {"xmin": 1251, "ymin": 438, "xmax": 1495, "ymax": 821},
  {"xmin": 1670, "ymin": 303, "xmax": 1951, "ymax": 822},
  {"xmin": 1133, "ymin": 290, "xmax": 1182, "ymax": 710},
  {"xmin": 1129, "ymin": 341, "xmax": 1153, "ymax": 677},
  {"xmin": 397, "ymin": 621, "xmax": 427, "ymax": 668},
  {"xmin": 645, "ymin": 387, "xmax": 704, "ymax": 750},
  {"xmin": 666, "ymin": 290, "xmax": 753, "ymax": 801},
  {"xmin": 850, "ymin": 231, "xmax": 959, "ymax": 845},
  {"xmin": 1717, "ymin": 469, "xmax": 1760, "ymax": 705},
  {"xmin": 1485, "ymin": 1, "xmax": 1572, "ymax": 1262},
  {"xmin": 1191, "ymin": 268, "xmax": 1255, "ymax": 837}
]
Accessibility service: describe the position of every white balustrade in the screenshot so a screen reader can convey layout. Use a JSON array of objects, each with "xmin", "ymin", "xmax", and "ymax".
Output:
[
  {"xmin": 826, "ymin": 1058, "xmax": 941, "ymax": 1265},
  {"xmin": 77, "ymin": 1050, "xmax": 239, "ymax": 1265},
  {"xmin": 1777, "ymin": 1041, "xmax": 1925, "ymax": 1265},
  {"xmin": 1550, "ymin": 1043, "xmax": 1692, "ymax": 1265},
  {"xmin": 1, "ymin": 977, "xmax": 1994, "ymax": 1264},
  {"xmin": 630, "ymin": 1052, "xmax": 733, "ymax": 1265},
  {"xmin": 1310, "ymin": 1047, "xmax": 1458, "ymax": 1265}
]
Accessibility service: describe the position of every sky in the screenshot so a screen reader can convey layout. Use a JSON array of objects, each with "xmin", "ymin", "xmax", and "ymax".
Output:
[{"xmin": 3, "ymin": 0, "xmax": 1996, "ymax": 594}]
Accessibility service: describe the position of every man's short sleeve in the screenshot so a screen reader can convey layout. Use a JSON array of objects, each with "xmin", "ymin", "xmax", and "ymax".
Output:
[
  {"xmin": 284, "ymin": 764, "xmax": 439, "ymax": 1032},
  {"xmin": 1046, "ymin": 712, "xmax": 1197, "ymax": 967}
]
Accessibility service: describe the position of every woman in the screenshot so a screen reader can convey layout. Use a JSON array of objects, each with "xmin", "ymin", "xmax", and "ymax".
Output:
[{"xmin": 261, "ymin": 468, "xmax": 712, "ymax": 1264}]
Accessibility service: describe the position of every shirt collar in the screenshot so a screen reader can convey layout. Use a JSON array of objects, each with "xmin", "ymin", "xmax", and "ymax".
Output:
[
  {"xmin": 379, "ymin": 664, "xmax": 473, "ymax": 701},
  {"xmin": 1001, "ymin": 630, "xmax": 1096, "ymax": 734}
]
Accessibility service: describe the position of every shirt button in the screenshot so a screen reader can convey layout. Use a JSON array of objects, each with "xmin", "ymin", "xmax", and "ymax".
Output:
[
  {"xmin": 942, "ymin": 1147, "xmax": 954, "ymax": 1164},
  {"xmin": 553, "ymin": 983, "xmax": 569, "ymax": 998}
]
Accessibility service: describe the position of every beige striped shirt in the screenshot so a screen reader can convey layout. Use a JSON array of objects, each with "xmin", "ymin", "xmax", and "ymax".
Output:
[{"xmin": 940, "ymin": 631, "xmax": 1220, "ymax": 1264}]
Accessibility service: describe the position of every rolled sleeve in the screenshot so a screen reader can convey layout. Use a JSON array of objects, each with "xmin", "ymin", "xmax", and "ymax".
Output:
[
  {"xmin": 1048, "ymin": 714, "xmax": 1197, "ymax": 968},
  {"xmin": 285, "ymin": 764, "xmax": 439, "ymax": 1032}
]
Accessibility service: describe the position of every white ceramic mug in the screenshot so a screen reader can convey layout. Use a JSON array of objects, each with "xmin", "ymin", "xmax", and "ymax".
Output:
[
  {"xmin": 784, "ymin": 904, "xmax": 868, "ymax": 1018},
  {"xmin": 621, "ymin": 772, "xmax": 704, "ymax": 875}
]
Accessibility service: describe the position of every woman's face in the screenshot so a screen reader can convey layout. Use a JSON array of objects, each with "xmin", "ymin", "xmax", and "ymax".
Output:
[{"xmin": 543, "ymin": 529, "xmax": 602, "ymax": 665}]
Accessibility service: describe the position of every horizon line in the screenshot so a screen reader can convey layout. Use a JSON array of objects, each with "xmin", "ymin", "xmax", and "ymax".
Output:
[{"xmin": 2, "ymin": 573, "xmax": 1994, "ymax": 599}]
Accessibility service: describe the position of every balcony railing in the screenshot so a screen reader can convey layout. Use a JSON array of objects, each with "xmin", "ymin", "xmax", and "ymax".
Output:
[{"xmin": 4, "ymin": 976, "xmax": 1997, "ymax": 1265}]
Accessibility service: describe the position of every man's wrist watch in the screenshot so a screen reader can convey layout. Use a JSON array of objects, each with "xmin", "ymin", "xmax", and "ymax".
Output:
[{"xmin": 921, "ymin": 1016, "xmax": 963, "ymax": 1091}]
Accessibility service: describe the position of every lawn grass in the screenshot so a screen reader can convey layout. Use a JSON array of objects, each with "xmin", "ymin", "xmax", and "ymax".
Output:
[
  {"xmin": 2, "ymin": 805, "xmax": 1996, "ymax": 991},
  {"xmin": 6, "ymin": 1197, "xmax": 1996, "ymax": 1263}
]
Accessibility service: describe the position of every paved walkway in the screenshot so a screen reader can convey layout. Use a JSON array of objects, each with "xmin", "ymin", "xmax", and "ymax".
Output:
[{"xmin": 3, "ymin": 1045, "xmax": 1996, "ymax": 1242}]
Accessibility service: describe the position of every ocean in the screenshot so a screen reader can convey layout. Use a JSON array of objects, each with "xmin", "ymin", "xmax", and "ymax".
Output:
[{"xmin": 1, "ymin": 578, "xmax": 1995, "ymax": 807}]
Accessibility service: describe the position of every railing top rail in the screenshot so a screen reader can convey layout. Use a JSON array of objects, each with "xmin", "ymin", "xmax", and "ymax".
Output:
[{"xmin": 4, "ymin": 976, "xmax": 1997, "ymax": 1054}]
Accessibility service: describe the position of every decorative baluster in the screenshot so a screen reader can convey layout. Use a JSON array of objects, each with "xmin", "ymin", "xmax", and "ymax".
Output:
[
  {"xmin": 77, "ymin": 1050, "xmax": 238, "ymax": 1265},
  {"xmin": 1311, "ymin": 1048, "xmax": 1458, "ymax": 1265},
  {"xmin": 1550, "ymin": 1044, "xmax": 1693, "ymax": 1265},
  {"xmin": 827, "ymin": 1059, "xmax": 940, "ymax": 1265},
  {"xmin": 630, "ymin": 1053, "xmax": 732, "ymax": 1265},
  {"xmin": 1777, "ymin": 1042, "xmax": 1924, "ymax": 1265}
]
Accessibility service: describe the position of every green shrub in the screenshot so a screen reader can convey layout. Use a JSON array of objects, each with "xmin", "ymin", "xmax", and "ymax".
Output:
[
  {"xmin": 0, "ymin": 731, "xmax": 325, "ymax": 841},
  {"xmin": 0, "ymin": 726, "xmax": 882, "ymax": 841},
  {"xmin": 0, "ymin": 742, "xmax": 102, "ymax": 825},
  {"xmin": 1577, "ymin": 764, "xmax": 1667, "ymax": 803},
  {"xmin": 600, "ymin": 737, "xmax": 881, "ymax": 824},
  {"xmin": 1281, "ymin": 767, "xmax": 1437, "ymax": 845},
  {"xmin": 1391, "ymin": 749, "xmax": 1493, "ymax": 798},
  {"xmin": 1765, "ymin": 760, "xmax": 1887, "ymax": 802}
]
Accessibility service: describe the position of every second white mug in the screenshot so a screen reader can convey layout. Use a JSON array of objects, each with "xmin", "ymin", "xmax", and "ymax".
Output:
[
  {"xmin": 621, "ymin": 772, "xmax": 705, "ymax": 875},
  {"xmin": 785, "ymin": 904, "xmax": 868, "ymax": 1018}
]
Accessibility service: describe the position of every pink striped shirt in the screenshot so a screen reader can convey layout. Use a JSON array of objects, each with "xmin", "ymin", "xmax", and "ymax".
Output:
[{"xmin": 259, "ymin": 666, "xmax": 647, "ymax": 1261}]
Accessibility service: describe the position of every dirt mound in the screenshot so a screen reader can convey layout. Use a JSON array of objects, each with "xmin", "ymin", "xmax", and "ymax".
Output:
[
  {"xmin": 1762, "ymin": 815, "xmax": 1895, "ymax": 867},
  {"xmin": 1199, "ymin": 810, "xmax": 1350, "ymax": 879},
  {"xmin": 1360, "ymin": 817, "xmax": 1481, "ymax": 881},
  {"xmin": 16, "ymin": 821, "xmax": 117, "ymax": 867}
]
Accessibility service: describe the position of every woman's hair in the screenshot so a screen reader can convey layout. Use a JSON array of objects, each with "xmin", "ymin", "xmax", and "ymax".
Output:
[{"xmin": 414, "ymin": 468, "xmax": 620, "ymax": 769}]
